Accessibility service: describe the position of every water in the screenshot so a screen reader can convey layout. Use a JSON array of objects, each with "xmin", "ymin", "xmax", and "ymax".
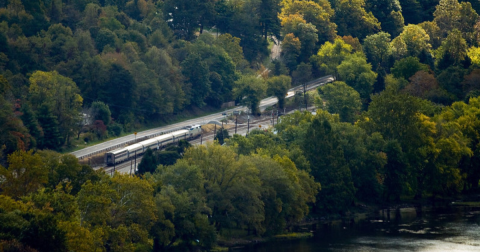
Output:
[{"xmin": 238, "ymin": 206, "xmax": 480, "ymax": 251}]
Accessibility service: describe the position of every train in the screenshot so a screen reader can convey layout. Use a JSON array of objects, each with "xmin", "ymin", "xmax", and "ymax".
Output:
[{"xmin": 104, "ymin": 125, "xmax": 202, "ymax": 165}]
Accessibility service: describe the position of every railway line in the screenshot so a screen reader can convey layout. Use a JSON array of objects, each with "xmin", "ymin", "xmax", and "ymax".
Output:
[{"xmin": 100, "ymin": 116, "xmax": 278, "ymax": 175}]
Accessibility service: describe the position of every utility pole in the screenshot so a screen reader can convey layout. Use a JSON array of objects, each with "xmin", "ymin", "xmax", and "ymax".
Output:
[
  {"xmin": 130, "ymin": 160, "xmax": 133, "ymax": 175},
  {"xmin": 235, "ymin": 116, "xmax": 237, "ymax": 134},
  {"xmin": 214, "ymin": 124, "xmax": 217, "ymax": 137},
  {"xmin": 200, "ymin": 130, "xmax": 203, "ymax": 144},
  {"xmin": 247, "ymin": 115, "xmax": 250, "ymax": 134},
  {"xmin": 303, "ymin": 82, "xmax": 308, "ymax": 110},
  {"xmin": 134, "ymin": 150, "xmax": 137, "ymax": 174}
]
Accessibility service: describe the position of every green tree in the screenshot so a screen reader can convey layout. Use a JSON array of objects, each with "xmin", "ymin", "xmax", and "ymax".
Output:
[
  {"xmin": 318, "ymin": 81, "xmax": 362, "ymax": 122},
  {"xmin": 337, "ymin": 53, "xmax": 377, "ymax": 103},
  {"xmin": 390, "ymin": 24, "xmax": 432, "ymax": 59},
  {"xmin": 90, "ymin": 101, "xmax": 111, "ymax": 125},
  {"xmin": 0, "ymin": 150, "xmax": 48, "ymax": 199},
  {"xmin": 103, "ymin": 63, "xmax": 136, "ymax": 121},
  {"xmin": 390, "ymin": 56, "xmax": 430, "ymax": 80},
  {"xmin": 303, "ymin": 114, "xmax": 355, "ymax": 214},
  {"xmin": 280, "ymin": 0, "xmax": 337, "ymax": 44},
  {"xmin": 365, "ymin": 0, "xmax": 404, "ymax": 36},
  {"xmin": 183, "ymin": 143, "xmax": 264, "ymax": 233},
  {"xmin": 95, "ymin": 28, "xmax": 117, "ymax": 52},
  {"xmin": 214, "ymin": 128, "xmax": 230, "ymax": 145},
  {"xmin": 433, "ymin": 0, "xmax": 461, "ymax": 38},
  {"xmin": 233, "ymin": 75, "xmax": 267, "ymax": 115},
  {"xmin": 182, "ymin": 53, "xmax": 211, "ymax": 108},
  {"xmin": 435, "ymin": 29, "xmax": 468, "ymax": 68},
  {"xmin": 28, "ymin": 71, "xmax": 83, "ymax": 146},
  {"xmin": 137, "ymin": 148, "xmax": 157, "ymax": 175},
  {"xmin": 310, "ymin": 38, "xmax": 353, "ymax": 78},
  {"xmin": 36, "ymin": 104, "xmax": 62, "ymax": 150},
  {"xmin": 333, "ymin": 0, "xmax": 381, "ymax": 39},
  {"xmin": 363, "ymin": 32, "xmax": 392, "ymax": 71},
  {"xmin": 163, "ymin": 0, "xmax": 216, "ymax": 40},
  {"xmin": 153, "ymin": 160, "xmax": 215, "ymax": 249},
  {"xmin": 267, "ymin": 75, "xmax": 291, "ymax": 109}
]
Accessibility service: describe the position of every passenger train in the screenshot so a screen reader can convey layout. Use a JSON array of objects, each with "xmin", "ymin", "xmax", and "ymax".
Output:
[{"xmin": 104, "ymin": 125, "xmax": 202, "ymax": 165}]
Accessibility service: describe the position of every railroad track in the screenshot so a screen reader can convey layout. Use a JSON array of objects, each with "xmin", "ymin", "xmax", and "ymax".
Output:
[{"xmin": 100, "ymin": 117, "xmax": 278, "ymax": 175}]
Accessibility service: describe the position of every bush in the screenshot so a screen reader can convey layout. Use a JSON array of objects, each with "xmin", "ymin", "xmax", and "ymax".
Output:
[{"xmin": 108, "ymin": 123, "xmax": 123, "ymax": 137}]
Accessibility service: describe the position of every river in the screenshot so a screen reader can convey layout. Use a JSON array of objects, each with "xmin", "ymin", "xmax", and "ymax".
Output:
[{"xmin": 238, "ymin": 205, "xmax": 480, "ymax": 251}]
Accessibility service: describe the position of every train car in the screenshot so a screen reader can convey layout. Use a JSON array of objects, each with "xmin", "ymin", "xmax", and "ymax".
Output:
[
  {"xmin": 189, "ymin": 125, "xmax": 202, "ymax": 137},
  {"xmin": 104, "ymin": 125, "xmax": 203, "ymax": 166},
  {"xmin": 125, "ymin": 143, "xmax": 144, "ymax": 158},
  {"xmin": 105, "ymin": 148, "xmax": 128, "ymax": 165}
]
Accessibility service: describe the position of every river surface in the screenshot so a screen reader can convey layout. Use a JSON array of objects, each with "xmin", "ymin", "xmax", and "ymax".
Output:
[{"xmin": 238, "ymin": 205, "xmax": 480, "ymax": 251}]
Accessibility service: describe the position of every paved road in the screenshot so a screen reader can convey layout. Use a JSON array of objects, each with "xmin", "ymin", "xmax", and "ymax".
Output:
[{"xmin": 71, "ymin": 75, "xmax": 334, "ymax": 159}]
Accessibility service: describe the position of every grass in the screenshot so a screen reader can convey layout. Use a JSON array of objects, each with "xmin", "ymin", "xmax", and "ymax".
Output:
[
  {"xmin": 61, "ymin": 105, "xmax": 234, "ymax": 154},
  {"xmin": 272, "ymin": 232, "xmax": 313, "ymax": 241},
  {"xmin": 451, "ymin": 202, "xmax": 480, "ymax": 207}
]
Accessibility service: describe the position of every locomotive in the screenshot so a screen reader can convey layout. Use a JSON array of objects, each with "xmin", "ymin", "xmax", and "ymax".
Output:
[{"xmin": 104, "ymin": 125, "xmax": 202, "ymax": 165}]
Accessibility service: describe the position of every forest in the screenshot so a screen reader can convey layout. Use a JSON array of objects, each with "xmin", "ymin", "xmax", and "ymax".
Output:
[{"xmin": 1, "ymin": 0, "xmax": 480, "ymax": 251}]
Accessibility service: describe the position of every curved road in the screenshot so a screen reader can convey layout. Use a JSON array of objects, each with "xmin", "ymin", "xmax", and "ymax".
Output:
[{"xmin": 71, "ymin": 75, "xmax": 334, "ymax": 159}]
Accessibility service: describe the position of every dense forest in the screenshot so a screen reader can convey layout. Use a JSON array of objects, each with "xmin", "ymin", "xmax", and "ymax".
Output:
[{"xmin": 2, "ymin": 0, "xmax": 480, "ymax": 251}]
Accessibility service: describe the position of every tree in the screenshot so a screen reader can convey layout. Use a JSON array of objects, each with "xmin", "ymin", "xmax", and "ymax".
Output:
[
  {"xmin": 137, "ymin": 148, "xmax": 157, "ymax": 175},
  {"xmin": 259, "ymin": 0, "xmax": 282, "ymax": 39},
  {"xmin": 333, "ymin": 0, "xmax": 381, "ymax": 39},
  {"xmin": 318, "ymin": 81, "xmax": 362, "ymax": 123},
  {"xmin": 163, "ymin": 0, "xmax": 216, "ymax": 40},
  {"xmin": 281, "ymin": 33, "xmax": 302, "ymax": 71},
  {"xmin": 153, "ymin": 160, "xmax": 215, "ymax": 249},
  {"xmin": 404, "ymin": 71, "xmax": 444, "ymax": 101},
  {"xmin": 437, "ymin": 66, "xmax": 467, "ymax": 100},
  {"xmin": 303, "ymin": 115, "xmax": 355, "ymax": 214},
  {"xmin": 215, "ymin": 33, "xmax": 245, "ymax": 66},
  {"xmin": 0, "ymin": 150, "xmax": 48, "ymax": 199},
  {"xmin": 390, "ymin": 24, "xmax": 432, "ymax": 59},
  {"xmin": 292, "ymin": 63, "xmax": 313, "ymax": 109},
  {"xmin": 267, "ymin": 75, "xmax": 291, "ymax": 109},
  {"xmin": 28, "ymin": 71, "xmax": 83, "ymax": 145},
  {"xmin": 310, "ymin": 38, "xmax": 353, "ymax": 78},
  {"xmin": 77, "ymin": 174, "xmax": 156, "ymax": 249},
  {"xmin": 391, "ymin": 56, "xmax": 430, "ymax": 80},
  {"xmin": 95, "ymin": 28, "xmax": 117, "ymax": 52},
  {"xmin": 36, "ymin": 104, "xmax": 62, "ymax": 150},
  {"xmin": 363, "ymin": 32, "xmax": 392, "ymax": 71},
  {"xmin": 20, "ymin": 103, "xmax": 42, "ymax": 149},
  {"xmin": 233, "ymin": 75, "xmax": 267, "ymax": 115},
  {"xmin": 433, "ymin": 0, "xmax": 461, "ymax": 38},
  {"xmin": 337, "ymin": 53, "xmax": 377, "ymax": 103},
  {"xmin": 214, "ymin": 128, "xmax": 230, "ymax": 145},
  {"xmin": 103, "ymin": 63, "xmax": 136, "ymax": 121},
  {"xmin": 181, "ymin": 53, "xmax": 211, "ymax": 108},
  {"xmin": 183, "ymin": 143, "xmax": 264, "ymax": 233},
  {"xmin": 280, "ymin": 0, "xmax": 337, "ymax": 44},
  {"xmin": 90, "ymin": 101, "xmax": 111, "ymax": 125},
  {"xmin": 435, "ymin": 29, "xmax": 468, "ymax": 68},
  {"xmin": 365, "ymin": 0, "xmax": 404, "ymax": 36}
]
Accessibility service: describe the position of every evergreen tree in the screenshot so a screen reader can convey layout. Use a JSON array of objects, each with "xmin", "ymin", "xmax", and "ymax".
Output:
[
  {"xmin": 137, "ymin": 148, "xmax": 157, "ymax": 175},
  {"xmin": 36, "ymin": 105, "xmax": 61, "ymax": 150},
  {"xmin": 20, "ymin": 103, "xmax": 42, "ymax": 148}
]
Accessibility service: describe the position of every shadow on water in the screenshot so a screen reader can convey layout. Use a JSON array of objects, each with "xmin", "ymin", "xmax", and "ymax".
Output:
[{"xmin": 238, "ymin": 205, "xmax": 480, "ymax": 252}]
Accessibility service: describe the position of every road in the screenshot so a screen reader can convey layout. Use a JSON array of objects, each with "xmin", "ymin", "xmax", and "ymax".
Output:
[{"xmin": 71, "ymin": 75, "xmax": 334, "ymax": 160}]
